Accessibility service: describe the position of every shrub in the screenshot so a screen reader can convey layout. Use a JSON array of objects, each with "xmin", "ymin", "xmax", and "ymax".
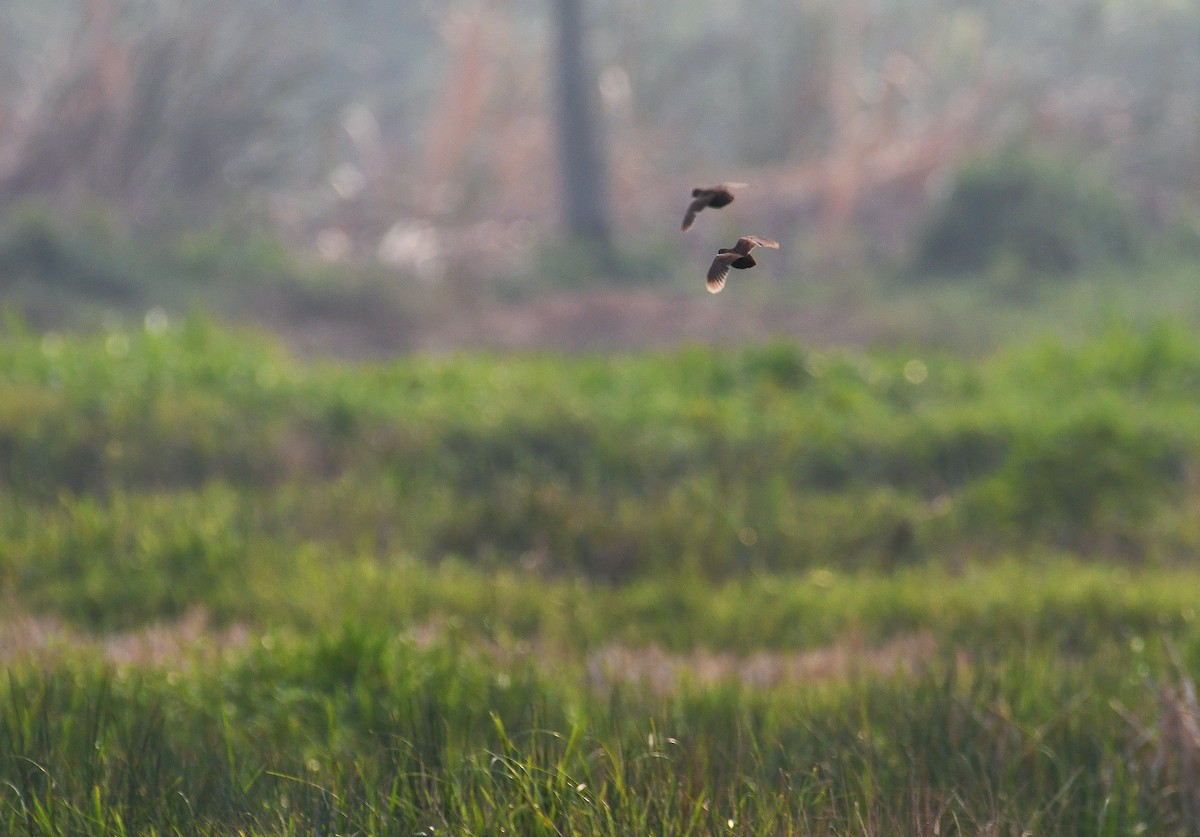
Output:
[
  {"xmin": 911, "ymin": 148, "xmax": 1141, "ymax": 277},
  {"xmin": 0, "ymin": 203, "xmax": 145, "ymax": 299}
]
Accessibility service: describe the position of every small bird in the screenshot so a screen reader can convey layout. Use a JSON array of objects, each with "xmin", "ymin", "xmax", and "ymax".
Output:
[
  {"xmin": 681, "ymin": 183, "xmax": 747, "ymax": 232},
  {"xmin": 706, "ymin": 235, "xmax": 779, "ymax": 293}
]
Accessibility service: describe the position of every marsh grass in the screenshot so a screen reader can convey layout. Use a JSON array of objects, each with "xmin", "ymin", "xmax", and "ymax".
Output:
[
  {"xmin": 3, "ymin": 317, "xmax": 1200, "ymax": 603},
  {"xmin": 1, "ymin": 632, "xmax": 1198, "ymax": 834},
  {"xmin": 4, "ymin": 317, "xmax": 1200, "ymax": 831}
]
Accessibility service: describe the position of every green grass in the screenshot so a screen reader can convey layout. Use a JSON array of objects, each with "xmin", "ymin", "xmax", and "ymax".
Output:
[
  {"xmin": 2, "ymin": 631, "xmax": 1199, "ymax": 834},
  {"xmin": 3, "ymin": 314, "xmax": 1200, "ymax": 599},
  {"xmin": 4, "ymin": 312, "xmax": 1200, "ymax": 831}
]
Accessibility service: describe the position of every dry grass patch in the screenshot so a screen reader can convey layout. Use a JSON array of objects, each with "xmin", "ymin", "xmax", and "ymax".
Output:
[
  {"xmin": 0, "ymin": 608, "xmax": 251, "ymax": 668},
  {"xmin": 584, "ymin": 632, "xmax": 938, "ymax": 694}
]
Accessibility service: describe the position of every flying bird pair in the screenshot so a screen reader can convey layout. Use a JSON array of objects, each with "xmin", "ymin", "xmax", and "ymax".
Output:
[{"xmin": 682, "ymin": 183, "xmax": 779, "ymax": 294}]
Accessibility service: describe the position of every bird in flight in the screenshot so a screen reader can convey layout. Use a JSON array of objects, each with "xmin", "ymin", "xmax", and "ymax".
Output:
[
  {"xmin": 681, "ymin": 183, "xmax": 747, "ymax": 232},
  {"xmin": 706, "ymin": 235, "xmax": 779, "ymax": 294}
]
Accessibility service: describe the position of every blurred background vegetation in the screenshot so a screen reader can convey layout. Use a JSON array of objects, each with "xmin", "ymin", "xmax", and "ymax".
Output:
[{"xmin": 0, "ymin": 0, "xmax": 1197, "ymax": 350}]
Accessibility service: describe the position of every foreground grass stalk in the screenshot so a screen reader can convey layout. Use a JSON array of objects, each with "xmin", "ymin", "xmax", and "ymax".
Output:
[{"xmin": 0, "ymin": 638, "xmax": 1195, "ymax": 833}]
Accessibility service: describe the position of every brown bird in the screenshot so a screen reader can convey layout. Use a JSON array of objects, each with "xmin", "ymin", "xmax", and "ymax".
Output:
[
  {"xmin": 681, "ymin": 183, "xmax": 747, "ymax": 232},
  {"xmin": 706, "ymin": 235, "xmax": 779, "ymax": 293}
]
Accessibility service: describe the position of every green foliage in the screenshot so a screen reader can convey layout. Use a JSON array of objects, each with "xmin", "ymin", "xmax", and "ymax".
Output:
[
  {"xmin": 2, "ymin": 319, "xmax": 1200, "ymax": 831},
  {"xmin": 0, "ymin": 204, "xmax": 148, "ymax": 301},
  {"xmin": 912, "ymin": 148, "xmax": 1142, "ymax": 277},
  {"xmin": 0, "ymin": 319, "xmax": 1197, "ymax": 641},
  {"xmin": 1, "ymin": 633, "xmax": 1199, "ymax": 834},
  {"xmin": 974, "ymin": 399, "xmax": 1184, "ymax": 547},
  {"xmin": 1, "ymin": 319, "xmax": 1200, "ymax": 612},
  {"xmin": 5, "ymin": 487, "xmax": 254, "ymax": 628}
]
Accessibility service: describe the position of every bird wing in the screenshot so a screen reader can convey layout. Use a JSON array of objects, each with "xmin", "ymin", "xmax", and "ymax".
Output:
[
  {"xmin": 681, "ymin": 195, "xmax": 710, "ymax": 231},
  {"xmin": 734, "ymin": 235, "xmax": 779, "ymax": 254},
  {"xmin": 706, "ymin": 253, "xmax": 737, "ymax": 293}
]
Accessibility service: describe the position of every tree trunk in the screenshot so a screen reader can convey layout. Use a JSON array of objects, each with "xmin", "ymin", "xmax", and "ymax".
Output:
[{"xmin": 550, "ymin": 0, "xmax": 612, "ymax": 249}]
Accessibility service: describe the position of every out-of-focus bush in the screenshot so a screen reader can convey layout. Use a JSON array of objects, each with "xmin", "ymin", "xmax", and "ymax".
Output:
[
  {"xmin": 0, "ymin": 204, "xmax": 147, "ymax": 300},
  {"xmin": 910, "ymin": 149, "xmax": 1141, "ymax": 277}
]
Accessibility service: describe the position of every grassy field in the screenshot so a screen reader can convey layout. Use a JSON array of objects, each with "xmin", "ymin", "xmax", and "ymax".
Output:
[{"xmin": 4, "ymin": 310, "xmax": 1200, "ymax": 833}]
